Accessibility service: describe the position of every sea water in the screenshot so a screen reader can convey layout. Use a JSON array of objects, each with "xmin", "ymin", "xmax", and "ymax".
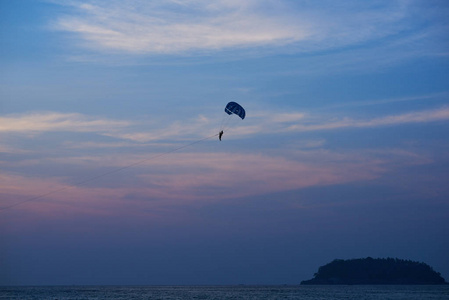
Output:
[{"xmin": 1, "ymin": 285, "xmax": 449, "ymax": 299}]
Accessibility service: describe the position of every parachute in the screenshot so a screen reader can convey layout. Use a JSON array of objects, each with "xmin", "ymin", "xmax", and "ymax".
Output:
[
  {"xmin": 219, "ymin": 101, "xmax": 245, "ymax": 139},
  {"xmin": 225, "ymin": 101, "xmax": 245, "ymax": 120}
]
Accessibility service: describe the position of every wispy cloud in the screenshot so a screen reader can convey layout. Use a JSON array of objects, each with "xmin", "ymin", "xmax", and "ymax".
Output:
[
  {"xmin": 54, "ymin": 0, "xmax": 310, "ymax": 54},
  {"xmin": 0, "ymin": 112, "xmax": 129, "ymax": 134},
  {"xmin": 2, "ymin": 142, "xmax": 434, "ymax": 214},
  {"xmin": 0, "ymin": 144, "xmax": 30, "ymax": 154},
  {"xmin": 3, "ymin": 104, "xmax": 444, "ymax": 211},
  {"xmin": 0, "ymin": 111, "xmax": 210, "ymax": 142},
  {"xmin": 52, "ymin": 0, "xmax": 422, "ymax": 56},
  {"xmin": 0, "ymin": 148, "xmax": 387, "ymax": 212},
  {"xmin": 3, "ymin": 105, "xmax": 448, "ymax": 144},
  {"xmin": 238, "ymin": 106, "xmax": 449, "ymax": 136},
  {"xmin": 318, "ymin": 92, "xmax": 449, "ymax": 110},
  {"xmin": 106, "ymin": 115, "xmax": 214, "ymax": 142},
  {"xmin": 287, "ymin": 106, "xmax": 449, "ymax": 132}
]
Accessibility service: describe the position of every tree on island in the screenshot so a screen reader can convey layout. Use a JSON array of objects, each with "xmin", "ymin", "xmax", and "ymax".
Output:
[{"xmin": 301, "ymin": 257, "xmax": 447, "ymax": 285}]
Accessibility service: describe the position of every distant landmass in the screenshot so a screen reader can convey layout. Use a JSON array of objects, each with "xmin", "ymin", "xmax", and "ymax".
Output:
[{"xmin": 301, "ymin": 257, "xmax": 447, "ymax": 285}]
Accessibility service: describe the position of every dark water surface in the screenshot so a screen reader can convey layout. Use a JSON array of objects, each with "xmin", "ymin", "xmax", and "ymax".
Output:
[{"xmin": 1, "ymin": 285, "xmax": 448, "ymax": 299}]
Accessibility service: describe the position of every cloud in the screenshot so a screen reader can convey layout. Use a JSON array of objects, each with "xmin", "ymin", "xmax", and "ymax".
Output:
[
  {"xmin": 0, "ymin": 111, "xmax": 218, "ymax": 144},
  {"xmin": 0, "ymin": 144, "xmax": 30, "ymax": 154},
  {"xmin": 54, "ymin": 0, "xmax": 310, "ymax": 54},
  {"xmin": 3, "ymin": 106, "xmax": 443, "ymax": 212},
  {"xmin": 3, "ymin": 141, "xmax": 434, "ymax": 215},
  {"xmin": 0, "ymin": 148, "xmax": 388, "ymax": 213},
  {"xmin": 240, "ymin": 105, "xmax": 449, "ymax": 136},
  {"xmin": 270, "ymin": 113, "xmax": 306, "ymax": 123},
  {"xmin": 2, "ymin": 105, "xmax": 448, "ymax": 146},
  {"xmin": 107, "ymin": 115, "xmax": 213, "ymax": 142},
  {"xmin": 0, "ymin": 112, "xmax": 129, "ymax": 134},
  {"xmin": 287, "ymin": 106, "xmax": 449, "ymax": 132},
  {"xmin": 320, "ymin": 92, "xmax": 449, "ymax": 110},
  {"xmin": 134, "ymin": 151, "xmax": 385, "ymax": 201},
  {"xmin": 52, "ymin": 0, "xmax": 420, "ymax": 55},
  {"xmin": 0, "ymin": 172, "xmax": 135, "ymax": 215}
]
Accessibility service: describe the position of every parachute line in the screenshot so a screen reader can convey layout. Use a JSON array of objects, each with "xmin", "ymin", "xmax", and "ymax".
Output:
[{"xmin": 0, "ymin": 133, "xmax": 219, "ymax": 212}]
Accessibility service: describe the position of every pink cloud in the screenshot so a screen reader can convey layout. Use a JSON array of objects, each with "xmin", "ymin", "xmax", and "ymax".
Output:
[
  {"xmin": 1, "ymin": 145, "xmax": 433, "ymax": 217},
  {"xmin": 0, "ymin": 112, "xmax": 129, "ymax": 134}
]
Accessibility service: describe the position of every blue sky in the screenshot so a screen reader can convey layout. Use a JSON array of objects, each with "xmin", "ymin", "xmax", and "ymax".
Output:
[{"xmin": 1, "ymin": 0, "xmax": 449, "ymax": 285}]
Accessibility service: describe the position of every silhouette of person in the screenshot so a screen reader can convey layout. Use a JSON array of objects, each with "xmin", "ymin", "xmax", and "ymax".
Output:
[{"xmin": 219, "ymin": 130, "xmax": 224, "ymax": 141}]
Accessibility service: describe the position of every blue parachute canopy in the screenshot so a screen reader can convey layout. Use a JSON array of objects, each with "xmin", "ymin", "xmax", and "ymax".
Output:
[{"xmin": 225, "ymin": 101, "xmax": 246, "ymax": 120}]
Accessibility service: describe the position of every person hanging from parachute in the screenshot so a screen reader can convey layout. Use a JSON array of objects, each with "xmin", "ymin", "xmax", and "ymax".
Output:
[{"xmin": 219, "ymin": 101, "xmax": 245, "ymax": 141}]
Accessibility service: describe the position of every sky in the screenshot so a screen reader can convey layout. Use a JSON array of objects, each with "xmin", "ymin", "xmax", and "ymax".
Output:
[{"xmin": 1, "ymin": 0, "xmax": 448, "ymax": 285}]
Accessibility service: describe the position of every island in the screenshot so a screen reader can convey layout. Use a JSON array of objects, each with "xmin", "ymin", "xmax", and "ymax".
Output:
[{"xmin": 301, "ymin": 257, "xmax": 447, "ymax": 285}]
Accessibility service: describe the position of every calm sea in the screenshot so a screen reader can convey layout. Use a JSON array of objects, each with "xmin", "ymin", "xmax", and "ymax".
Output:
[{"xmin": 1, "ymin": 285, "xmax": 449, "ymax": 299}]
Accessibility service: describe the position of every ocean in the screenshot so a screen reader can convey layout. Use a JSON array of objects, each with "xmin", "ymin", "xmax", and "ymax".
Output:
[{"xmin": 1, "ymin": 285, "xmax": 449, "ymax": 299}]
